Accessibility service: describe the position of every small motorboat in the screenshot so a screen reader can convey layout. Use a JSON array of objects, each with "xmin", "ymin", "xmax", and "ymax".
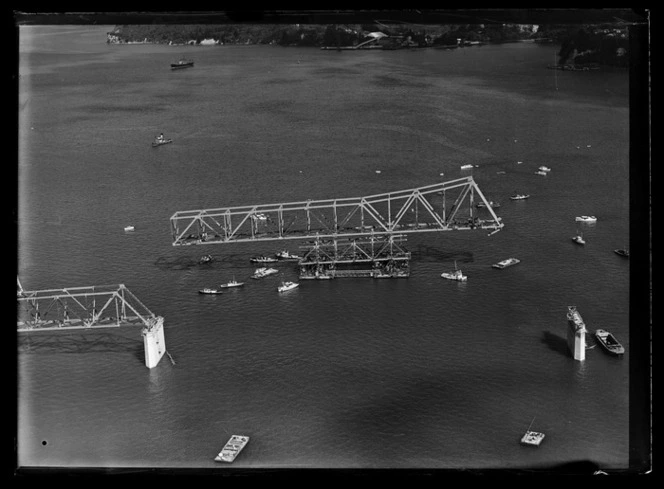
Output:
[
  {"xmin": 124, "ymin": 225, "xmax": 135, "ymax": 232},
  {"xmin": 538, "ymin": 166, "xmax": 551, "ymax": 172},
  {"xmin": 250, "ymin": 255, "xmax": 279, "ymax": 263},
  {"xmin": 171, "ymin": 58, "xmax": 194, "ymax": 70},
  {"xmin": 215, "ymin": 435, "xmax": 249, "ymax": 463},
  {"xmin": 572, "ymin": 234, "xmax": 586, "ymax": 245},
  {"xmin": 595, "ymin": 329, "xmax": 625, "ymax": 356},
  {"xmin": 476, "ymin": 201, "xmax": 501, "ymax": 209},
  {"xmin": 275, "ymin": 250, "xmax": 301, "ymax": 260},
  {"xmin": 251, "ymin": 213, "xmax": 268, "ymax": 221},
  {"xmin": 441, "ymin": 261, "xmax": 467, "ymax": 281},
  {"xmin": 199, "ymin": 254, "xmax": 213, "ymax": 264},
  {"xmin": 460, "ymin": 164, "xmax": 474, "ymax": 170},
  {"xmin": 535, "ymin": 170, "xmax": 548, "ymax": 176},
  {"xmin": 152, "ymin": 136, "xmax": 173, "ymax": 147},
  {"xmin": 575, "ymin": 215, "xmax": 597, "ymax": 223},
  {"xmin": 219, "ymin": 277, "xmax": 244, "ymax": 288},
  {"xmin": 614, "ymin": 248, "xmax": 629, "ymax": 258},
  {"xmin": 199, "ymin": 288, "xmax": 223, "ymax": 295},
  {"xmin": 278, "ymin": 281, "xmax": 299, "ymax": 292},
  {"xmin": 510, "ymin": 193, "xmax": 530, "ymax": 200}
]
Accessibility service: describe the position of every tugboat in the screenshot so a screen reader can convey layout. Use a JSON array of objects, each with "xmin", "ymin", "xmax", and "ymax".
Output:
[{"xmin": 441, "ymin": 261, "xmax": 467, "ymax": 281}]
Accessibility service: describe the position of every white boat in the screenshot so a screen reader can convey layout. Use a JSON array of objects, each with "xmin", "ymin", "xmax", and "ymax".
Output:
[
  {"xmin": 572, "ymin": 234, "xmax": 586, "ymax": 245},
  {"xmin": 510, "ymin": 193, "xmax": 530, "ymax": 200},
  {"xmin": 214, "ymin": 435, "xmax": 249, "ymax": 463},
  {"xmin": 492, "ymin": 257, "xmax": 520, "ymax": 269},
  {"xmin": 575, "ymin": 215, "xmax": 597, "ymax": 222},
  {"xmin": 460, "ymin": 164, "xmax": 474, "ymax": 170},
  {"xmin": 278, "ymin": 281, "xmax": 299, "ymax": 292},
  {"xmin": 251, "ymin": 267, "xmax": 279, "ymax": 279},
  {"xmin": 535, "ymin": 170, "xmax": 548, "ymax": 176},
  {"xmin": 441, "ymin": 261, "xmax": 467, "ymax": 281},
  {"xmin": 250, "ymin": 255, "xmax": 279, "ymax": 263},
  {"xmin": 199, "ymin": 254, "xmax": 213, "ymax": 264},
  {"xmin": 251, "ymin": 213, "xmax": 268, "ymax": 221},
  {"xmin": 124, "ymin": 225, "xmax": 135, "ymax": 232},
  {"xmin": 538, "ymin": 166, "xmax": 551, "ymax": 172},
  {"xmin": 219, "ymin": 277, "xmax": 244, "ymax": 288},
  {"xmin": 275, "ymin": 250, "xmax": 301, "ymax": 260},
  {"xmin": 198, "ymin": 288, "xmax": 223, "ymax": 295}
]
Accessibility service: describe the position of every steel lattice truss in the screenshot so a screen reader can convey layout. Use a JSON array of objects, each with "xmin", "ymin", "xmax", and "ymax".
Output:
[
  {"xmin": 170, "ymin": 176, "xmax": 503, "ymax": 246},
  {"xmin": 17, "ymin": 284, "xmax": 160, "ymax": 332},
  {"xmin": 299, "ymin": 234, "xmax": 410, "ymax": 264}
]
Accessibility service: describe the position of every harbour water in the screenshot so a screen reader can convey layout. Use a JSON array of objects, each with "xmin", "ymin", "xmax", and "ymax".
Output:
[{"xmin": 18, "ymin": 25, "xmax": 636, "ymax": 471}]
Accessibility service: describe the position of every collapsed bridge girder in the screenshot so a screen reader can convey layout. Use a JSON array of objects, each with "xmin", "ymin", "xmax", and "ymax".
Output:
[
  {"xmin": 17, "ymin": 283, "xmax": 159, "ymax": 333},
  {"xmin": 169, "ymin": 176, "xmax": 503, "ymax": 246}
]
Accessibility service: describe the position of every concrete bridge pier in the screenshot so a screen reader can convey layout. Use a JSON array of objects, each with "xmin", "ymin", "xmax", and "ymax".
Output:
[{"xmin": 142, "ymin": 316, "xmax": 166, "ymax": 369}]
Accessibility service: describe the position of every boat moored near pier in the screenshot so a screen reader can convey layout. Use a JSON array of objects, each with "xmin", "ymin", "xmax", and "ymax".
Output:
[{"xmin": 595, "ymin": 329, "xmax": 625, "ymax": 356}]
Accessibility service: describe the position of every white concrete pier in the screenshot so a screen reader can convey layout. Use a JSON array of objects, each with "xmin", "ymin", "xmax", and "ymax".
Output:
[
  {"xmin": 142, "ymin": 316, "xmax": 166, "ymax": 369},
  {"xmin": 566, "ymin": 306, "xmax": 587, "ymax": 361}
]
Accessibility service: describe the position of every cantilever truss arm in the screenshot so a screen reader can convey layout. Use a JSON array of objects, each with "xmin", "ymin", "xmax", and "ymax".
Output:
[
  {"xmin": 169, "ymin": 176, "xmax": 503, "ymax": 246},
  {"xmin": 17, "ymin": 284, "xmax": 159, "ymax": 332}
]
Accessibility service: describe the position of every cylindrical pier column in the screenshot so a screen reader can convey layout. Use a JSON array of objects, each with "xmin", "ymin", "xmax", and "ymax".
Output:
[{"xmin": 142, "ymin": 316, "xmax": 166, "ymax": 368}]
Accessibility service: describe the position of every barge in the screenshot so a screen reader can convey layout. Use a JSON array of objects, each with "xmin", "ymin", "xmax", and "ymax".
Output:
[
  {"xmin": 492, "ymin": 258, "xmax": 520, "ymax": 269},
  {"xmin": 214, "ymin": 435, "xmax": 249, "ymax": 463}
]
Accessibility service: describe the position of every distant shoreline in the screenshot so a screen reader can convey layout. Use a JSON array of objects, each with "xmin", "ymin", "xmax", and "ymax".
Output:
[{"xmin": 106, "ymin": 24, "xmax": 628, "ymax": 67}]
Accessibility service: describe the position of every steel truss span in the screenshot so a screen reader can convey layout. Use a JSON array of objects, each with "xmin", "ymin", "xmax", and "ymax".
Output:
[
  {"xmin": 17, "ymin": 283, "xmax": 161, "ymax": 332},
  {"xmin": 170, "ymin": 176, "xmax": 503, "ymax": 246}
]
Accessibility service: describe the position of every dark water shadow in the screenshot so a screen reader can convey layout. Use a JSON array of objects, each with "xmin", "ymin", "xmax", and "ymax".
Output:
[
  {"xmin": 541, "ymin": 330, "xmax": 570, "ymax": 357},
  {"xmin": 18, "ymin": 331, "xmax": 144, "ymax": 363},
  {"xmin": 325, "ymin": 370, "xmax": 602, "ymax": 472},
  {"xmin": 410, "ymin": 244, "xmax": 474, "ymax": 264}
]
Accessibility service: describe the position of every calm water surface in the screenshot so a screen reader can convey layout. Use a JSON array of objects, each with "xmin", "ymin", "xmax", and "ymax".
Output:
[{"xmin": 18, "ymin": 26, "xmax": 631, "ymax": 470}]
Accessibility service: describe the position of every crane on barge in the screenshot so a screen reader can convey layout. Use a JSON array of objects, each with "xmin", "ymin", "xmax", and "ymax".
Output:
[{"xmin": 169, "ymin": 176, "xmax": 503, "ymax": 279}]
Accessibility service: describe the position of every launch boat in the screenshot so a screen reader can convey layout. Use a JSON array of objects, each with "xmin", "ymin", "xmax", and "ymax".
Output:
[{"xmin": 595, "ymin": 329, "xmax": 625, "ymax": 356}]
